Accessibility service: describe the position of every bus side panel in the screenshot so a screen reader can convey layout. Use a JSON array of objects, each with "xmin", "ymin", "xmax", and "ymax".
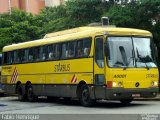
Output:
[{"xmin": 2, "ymin": 58, "xmax": 94, "ymax": 98}]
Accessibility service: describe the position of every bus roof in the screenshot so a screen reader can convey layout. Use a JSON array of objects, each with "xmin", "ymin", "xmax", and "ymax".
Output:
[{"xmin": 3, "ymin": 26, "xmax": 152, "ymax": 52}]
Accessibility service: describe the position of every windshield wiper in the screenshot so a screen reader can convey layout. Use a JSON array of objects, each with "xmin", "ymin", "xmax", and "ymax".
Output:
[
  {"xmin": 136, "ymin": 48, "xmax": 150, "ymax": 70},
  {"xmin": 144, "ymin": 62, "xmax": 150, "ymax": 70}
]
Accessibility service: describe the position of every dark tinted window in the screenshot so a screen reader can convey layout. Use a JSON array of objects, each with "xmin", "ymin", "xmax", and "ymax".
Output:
[
  {"xmin": 3, "ymin": 52, "xmax": 7, "ymax": 64},
  {"xmin": 61, "ymin": 43, "xmax": 68, "ymax": 59},
  {"xmin": 83, "ymin": 38, "xmax": 92, "ymax": 56},
  {"xmin": 13, "ymin": 50, "xmax": 21, "ymax": 63},
  {"xmin": 47, "ymin": 45, "xmax": 55, "ymax": 60},
  {"xmin": 55, "ymin": 44, "xmax": 61, "ymax": 59},
  {"xmin": 21, "ymin": 49, "xmax": 25, "ymax": 62},
  {"xmin": 76, "ymin": 38, "xmax": 92, "ymax": 57},
  {"xmin": 34, "ymin": 47, "xmax": 41, "ymax": 61},
  {"xmin": 40, "ymin": 46, "xmax": 47, "ymax": 61},
  {"xmin": 68, "ymin": 41, "xmax": 76, "ymax": 58},
  {"xmin": 77, "ymin": 40, "xmax": 83, "ymax": 57},
  {"xmin": 61, "ymin": 41, "xmax": 76, "ymax": 59},
  {"xmin": 95, "ymin": 37, "xmax": 104, "ymax": 68},
  {"xmin": 28, "ymin": 48, "xmax": 34, "ymax": 62}
]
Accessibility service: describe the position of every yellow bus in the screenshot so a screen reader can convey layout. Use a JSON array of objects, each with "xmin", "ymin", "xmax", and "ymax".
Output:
[{"xmin": 1, "ymin": 26, "xmax": 159, "ymax": 106}]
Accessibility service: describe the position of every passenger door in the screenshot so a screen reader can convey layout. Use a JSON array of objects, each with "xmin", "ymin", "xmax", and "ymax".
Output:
[{"xmin": 94, "ymin": 36, "xmax": 106, "ymax": 99}]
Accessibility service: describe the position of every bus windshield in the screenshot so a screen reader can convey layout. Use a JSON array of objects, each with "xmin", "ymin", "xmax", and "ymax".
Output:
[{"xmin": 106, "ymin": 37, "xmax": 157, "ymax": 68}]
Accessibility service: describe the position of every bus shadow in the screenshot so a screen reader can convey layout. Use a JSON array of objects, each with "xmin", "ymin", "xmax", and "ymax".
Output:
[
  {"xmin": 38, "ymin": 98, "xmax": 149, "ymax": 108},
  {"xmin": 11, "ymin": 97, "xmax": 150, "ymax": 108},
  {"xmin": 92, "ymin": 101, "xmax": 147, "ymax": 108}
]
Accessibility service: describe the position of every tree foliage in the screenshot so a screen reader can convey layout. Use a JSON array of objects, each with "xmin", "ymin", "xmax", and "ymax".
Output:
[
  {"xmin": 0, "ymin": 9, "xmax": 41, "ymax": 49},
  {"xmin": 105, "ymin": 0, "xmax": 160, "ymax": 44}
]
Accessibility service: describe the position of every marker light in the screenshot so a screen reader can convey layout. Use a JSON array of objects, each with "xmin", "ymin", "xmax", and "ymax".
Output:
[
  {"xmin": 107, "ymin": 81, "xmax": 112, "ymax": 88},
  {"xmin": 118, "ymin": 82, "xmax": 122, "ymax": 87}
]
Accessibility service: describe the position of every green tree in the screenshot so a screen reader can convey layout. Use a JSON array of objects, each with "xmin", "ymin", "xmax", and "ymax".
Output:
[
  {"xmin": 37, "ymin": 0, "xmax": 106, "ymax": 36},
  {"xmin": 0, "ymin": 9, "xmax": 41, "ymax": 49},
  {"xmin": 105, "ymin": 0, "xmax": 160, "ymax": 43}
]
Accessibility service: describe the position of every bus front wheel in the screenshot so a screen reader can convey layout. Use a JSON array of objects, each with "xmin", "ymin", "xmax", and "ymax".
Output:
[
  {"xmin": 27, "ymin": 84, "xmax": 37, "ymax": 102},
  {"xmin": 79, "ymin": 84, "xmax": 95, "ymax": 107}
]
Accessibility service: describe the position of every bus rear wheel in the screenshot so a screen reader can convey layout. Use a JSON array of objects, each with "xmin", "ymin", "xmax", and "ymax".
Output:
[
  {"xmin": 79, "ymin": 84, "xmax": 95, "ymax": 107},
  {"xmin": 27, "ymin": 84, "xmax": 37, "ymax": 102},
  {"xmin": 17, "ymin": 84, "xmax": 26, "ymax": 101}
]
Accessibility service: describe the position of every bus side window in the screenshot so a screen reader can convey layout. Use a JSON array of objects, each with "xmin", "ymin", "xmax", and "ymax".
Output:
[
  {"xmin": 20, "ymin": 49, "xmax": 24, "ymax": 63},
  {"xmin": 61, "ymin": 43, "xmax": 68, "ymax": 59},
  {"xmin": 3, "ymin": 52, "xmax": 8, "ymax": 65},
  {"xmin": 28, "ymin": 48, "xmax": 34, "ymax": 62},
  {"xmin": 24, "ymin": 49, "xmax": 29, "ymax": 62},
  {"xmin": 68, "ymin": 41, "xmax": 76, "ymax": 58},
  {"xmin": 95, "ymin": 37, "xmax": 104, "ymax": 68},
  {"xmin": 13, "ymin": 50, "xmax": 21, "ymax": 63},
  {"xmin": 77, "ymin": 40, "xmax": 83, "ymax": 57},
  {"xmin": 55, "ymin": 44, "xmax": 61, "ymax": 59},
  {"xmin": 34, "ymin": 47, "xmax": 40, "ymax": 61},
  {"xmin": 40, "ymin": 46, "xmax": 47, "ymax": 61},
  {"xmin": 83, "ymin": 38, "xmax": 92, "ymax": 57},
  {"xmin": 3, "ymin": 52, "xmax": 11, "ymax": 65},
  {"xmin": 52, "ymin": 44, "xmax": 56, "ymax": 60},
  {"xmin": 47, "ymin": 45, "xmax": 55, "ymax": 60},
  {"xmin": 8, "ymin": 51, "xmax": 13, "ymax": 64}
]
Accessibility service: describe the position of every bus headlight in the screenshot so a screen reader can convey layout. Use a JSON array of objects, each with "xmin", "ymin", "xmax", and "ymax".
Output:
[
  {"xmin": 112, "ymin": 82, "xmax": 117, "ymax": 87},
  {"xmin": 151, "ymin": 81, "xmax": 158, "ymax": 87},
  {"xmin": 112, "ymin": 82, "xmax": 123, "ymax": 87}
]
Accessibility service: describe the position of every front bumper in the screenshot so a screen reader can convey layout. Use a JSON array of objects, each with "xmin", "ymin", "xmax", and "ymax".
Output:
[{"xmin": 106, "ymin": 87, "xmax": 158, "ymax": 100}]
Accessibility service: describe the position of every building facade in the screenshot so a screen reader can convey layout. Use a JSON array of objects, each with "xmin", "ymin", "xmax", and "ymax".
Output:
[{"xmin": 0, "ymin": 0, "xmax": 67, "ymax": 15}]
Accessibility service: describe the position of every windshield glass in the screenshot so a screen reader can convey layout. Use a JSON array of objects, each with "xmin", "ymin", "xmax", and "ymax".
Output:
[
  {"xmin": 106, "ymin": 37, "xmax": 157, "ymax": 68},
  {"xmin": 133, "ymin": 37, "xmax": 157, "ymax": 68}
]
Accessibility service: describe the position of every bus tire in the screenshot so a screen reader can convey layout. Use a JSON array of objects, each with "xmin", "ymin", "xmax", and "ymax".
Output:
[
  {"xmin": 17, "ymin": 84, "xmax": 26, "ymax": 101},
  {"xmin": 120, "ymin": 99, "xmax": 132, "ymax": 105},
  {"xmin": 79, "ymin": 84, "xmax": 95, "ymax": 107},
  {"xmin": 27, "ymin": 84, "xmax": 37, "ymax": 102}
]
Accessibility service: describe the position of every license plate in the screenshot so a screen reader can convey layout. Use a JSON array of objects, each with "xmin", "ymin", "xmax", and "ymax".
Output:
[{"xmin": 132, "ymin": 94, "xmax": 140, "ymax": 97}]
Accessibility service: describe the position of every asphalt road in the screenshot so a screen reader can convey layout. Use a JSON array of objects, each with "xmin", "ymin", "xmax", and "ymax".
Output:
[{"xmin": 0, "ymin": 96, "xmax": 160, "ymax": 120}]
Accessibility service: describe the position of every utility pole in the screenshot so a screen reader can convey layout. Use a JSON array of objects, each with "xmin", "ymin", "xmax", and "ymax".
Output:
[
  {"xmin": 8, "ymin": 0, "xmax": 11, "ymax": 14},
  {"xmin": 26, "ymin": 0, "xmax": 29, "ymax": 13}
]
